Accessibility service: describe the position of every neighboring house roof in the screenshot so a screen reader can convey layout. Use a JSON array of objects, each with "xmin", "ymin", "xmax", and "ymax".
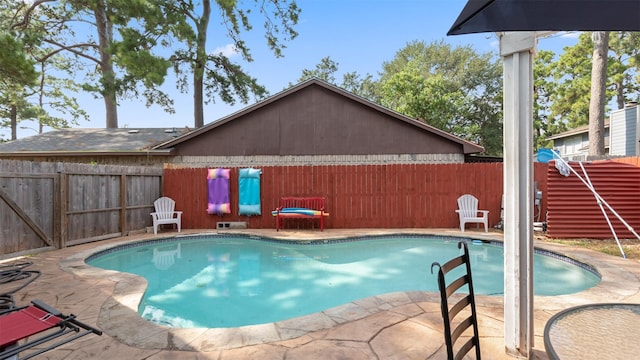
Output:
[
  {"xmin": 154, "ymin": 78, "xmax": 484, "ymax": 155},
  {"xmin": 546, "ymin": 120, "xmax": 610, "ymax": 141},
  {"xmin": 0, "ymin": 128, "xmax": 185, "ymax": 156}
]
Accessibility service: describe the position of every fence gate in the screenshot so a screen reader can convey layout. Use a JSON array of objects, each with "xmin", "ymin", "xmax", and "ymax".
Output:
[
  {"xmin": 0, "ymin": 172, "xmax": 58, "ymax": 256},
  {"xmin": 0, "ymin": 160, "xmax": 163, "ymax": 258}
]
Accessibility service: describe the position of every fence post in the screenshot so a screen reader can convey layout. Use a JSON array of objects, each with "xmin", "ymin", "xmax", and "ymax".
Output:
[
  {"xmin": 120, "ymin": 174, "xmax": 127, "ymax": 236},
  {"xmin": 53, "ymin": 171, "xmax": 61, "ymax": 249},
  {"xmin": 59, "ymin": 172, "xmax": 68, "ymax": 248}
]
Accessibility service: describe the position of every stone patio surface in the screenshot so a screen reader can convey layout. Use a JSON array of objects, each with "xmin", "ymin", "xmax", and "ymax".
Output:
[{"xmin": 2, "ymin": 228, "xmax": 639, "ymax": 359}]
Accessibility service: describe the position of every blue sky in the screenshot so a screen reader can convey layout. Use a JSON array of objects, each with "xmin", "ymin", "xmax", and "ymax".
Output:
[{"xmin": 8, "ymin": 0, "xmax": 580, "ymax": 139}]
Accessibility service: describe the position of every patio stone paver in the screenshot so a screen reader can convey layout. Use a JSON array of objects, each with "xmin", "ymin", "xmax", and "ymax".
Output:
[
  {"xmin": 323, "ymin": 301, "xmax": 377, "ymax": 323},
  {"xmin": 217, "ymin": 344, "xmax": 286, "ymax": 360},
  {"xmin": 286, "ymin": 339, "xmax": 375, "ymax": 360},
  {"xmin": 2, "ymin": 228, "xmax": 639, "ymax": 359},
  {"xmin": 147, "ymin": 350, "xmax": 221, "ymax": 359},
  {"xmin": 370, "ymin": 319, "xmax": 443, "ymax": 359},
  {"xmin": 324, "ymin": 310, "xmax": 408, "ymax": 342},
  {"xmin": 389, "ymin": 302, "xmax": 429, "ymax": 318}
]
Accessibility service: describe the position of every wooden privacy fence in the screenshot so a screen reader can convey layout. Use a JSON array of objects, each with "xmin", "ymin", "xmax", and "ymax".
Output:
[
  {"xmin": 4, "ymin": 155, "xmax": 638, "ymax": 256},
  {"xmin": 164, "ymin": 163, "xmax": 549, "ymax": 231},
  {"xmin": 0, "ymin": 160, "xmax": 162, "ymax": 257}
]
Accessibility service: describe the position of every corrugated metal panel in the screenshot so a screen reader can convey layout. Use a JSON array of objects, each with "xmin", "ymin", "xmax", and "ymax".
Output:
[
  {"xmin": 612, "ymin": 156, "xmax": 640, "ymax": 167},
  {"xmin": 547, "ymin": 160, "xmax": 640, "ymax": 239}
]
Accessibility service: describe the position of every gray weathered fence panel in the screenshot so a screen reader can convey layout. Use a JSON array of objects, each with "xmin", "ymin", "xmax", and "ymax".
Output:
[
  {"xmin": 126, "ymin": 175, "xmax": 161, "ymax": 230},
  {"xmin": 0, "ymin": 175, "xmax": 56, "ymax": 253},
  {"xmin": 0, "ymin": 160, "xmax": 163, "ymax": 257}
]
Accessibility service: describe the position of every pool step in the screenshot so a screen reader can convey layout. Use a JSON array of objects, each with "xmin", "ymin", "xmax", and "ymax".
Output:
[{"xmin": 216, "ymin": 221, "xmax": 248, "ymax": 229}]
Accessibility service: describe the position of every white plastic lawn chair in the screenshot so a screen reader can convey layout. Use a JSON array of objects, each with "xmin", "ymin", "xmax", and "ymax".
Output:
[
  {"xmin": 456, "ymin": 194, "xmax": 489, "ymax": 232},
  {"xmin": 151, "ymin": 197, "xmax": 182, "ymax": 235}
]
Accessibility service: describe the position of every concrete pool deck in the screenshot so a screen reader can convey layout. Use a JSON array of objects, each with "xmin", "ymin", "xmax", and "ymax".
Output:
[{"xmin": 3, "ymin": 228, "xmax": 640, "ymax": 359}]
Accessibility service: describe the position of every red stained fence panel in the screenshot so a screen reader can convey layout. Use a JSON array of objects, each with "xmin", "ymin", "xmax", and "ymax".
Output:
[{"xmin": 163, "ymin": 162, "xmax": 549, "ymax": 231}]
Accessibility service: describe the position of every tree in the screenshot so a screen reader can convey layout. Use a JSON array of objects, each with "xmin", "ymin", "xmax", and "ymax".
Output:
[
  {"xmin": 608, "ymin": 32, "xmax": 640, "ymax": 109},
  {"xmin": 376, "ymin": 40, "xmax": 503, "ymax": 155},
  {"xmin": 0, "ymin": 33, "xmax": 38, "ymax": 101},
  {"xmin": 533, "ymin": 50, "xmax": 568, "ymax": 150},
  {"xmin": 169, "ymin": 0, "xmax": 300, "ymax": 128},
  {"xmin": 294, "ymin": 56, "xmax": 339, "ymax": 84},
  {"xmin": 588, "ymin": 31, "xmax": 609, "ymax": 156},
  {"xmin": 549, "ymin": 31, "xmax": 640, "ymax": 134},
  {"xmin": 0, "ymin": 34, "xmax": 37, "ymax": 87},
  {"xmin": 0, "ymin": 87, "xmax": 39, "ymax": 141},
  {"xmin": 0, "ymin": 2, "xmax": 39, "ymax": 140},
  {"xmin": 1, "ymin": 0, "xmax": 89, "ymax": 139},
  {"xmin": 293, "ymin": 56, "xmax": 377, "ymax": 99},
  {"xmin": 378, "ymin": 62, "xmax": 468, "ymax": 130},
  {"xmin": 548, "ymin": 34, "xmax": 597, "ymax": 129},
  {"xmin": 32, "ymin": 55, "xmax": 88, "ymax": 132},
  {"xmin": 538, "ymin": 31, "xmax": 640, "ymax": 158},
  {"xmin": 12, "ymin": 0, "xmax": 174, "ymax": 128},
  {"xmin": 340, "ymin": 71, "xmax": 377, "ymax": 100}
]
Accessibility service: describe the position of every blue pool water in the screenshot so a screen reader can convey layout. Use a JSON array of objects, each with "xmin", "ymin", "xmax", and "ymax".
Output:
[{"xmin": 87, "ymin": 234, "xmax": 600, "ymax": 328}]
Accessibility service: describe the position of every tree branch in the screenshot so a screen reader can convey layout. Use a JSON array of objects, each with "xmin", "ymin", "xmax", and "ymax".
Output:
[
  {"xmin": 40, "ymin": 39, "xmax": 101, "ymax": 64},
  {"xmin": 11, "ymin": 0, "xmax": 57, "ymax": 30}
]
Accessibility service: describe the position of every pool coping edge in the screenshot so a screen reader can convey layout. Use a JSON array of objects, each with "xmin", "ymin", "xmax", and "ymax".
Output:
[{"xmin": 60, "ymin": 230, "xmax": 640, "ymax": 352}]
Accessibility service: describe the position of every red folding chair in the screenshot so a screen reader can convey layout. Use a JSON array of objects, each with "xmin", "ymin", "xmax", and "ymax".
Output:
[{"xmin": 0, "ymin": 300, "xmax": 102, "ymax": 360}]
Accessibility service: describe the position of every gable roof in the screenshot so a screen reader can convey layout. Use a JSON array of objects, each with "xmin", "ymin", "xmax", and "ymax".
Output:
[
  {"xmin": 546, "ymin": 120, "xmax": 610, "ymax": 141},
  {"xmin": 154, "ymin": 78, "xmax": 484, "ymax": 155},
  {"xmin": 0, "ymin": 128, "xmax": 184, "ymax": 156}
]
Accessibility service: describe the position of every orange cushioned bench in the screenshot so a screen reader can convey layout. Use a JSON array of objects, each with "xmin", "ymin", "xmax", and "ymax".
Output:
[{"xmin": 272, "ymin": 197, "xmax": 329, "ymax": 231}]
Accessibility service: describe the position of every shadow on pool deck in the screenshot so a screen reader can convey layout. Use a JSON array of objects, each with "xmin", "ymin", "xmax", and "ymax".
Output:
[{"xmin": 3, "ymin": 228, "xmax": 640, "ymax": 359}]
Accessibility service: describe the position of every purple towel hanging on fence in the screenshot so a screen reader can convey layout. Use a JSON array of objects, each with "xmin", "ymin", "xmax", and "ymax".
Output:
[{"xmin": 207, "ymin": 168, "xmax": 231, "ymax": 214}]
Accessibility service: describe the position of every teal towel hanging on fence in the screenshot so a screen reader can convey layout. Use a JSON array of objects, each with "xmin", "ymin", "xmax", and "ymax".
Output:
[{"xmin": 238, "ymin": 168, "xmax": 261, "ymax": 215}]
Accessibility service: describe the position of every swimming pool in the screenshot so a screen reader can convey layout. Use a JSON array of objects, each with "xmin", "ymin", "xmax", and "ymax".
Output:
[{"xmin": 87, "ymin": 234, "xmax": 600, "ymax": 328}]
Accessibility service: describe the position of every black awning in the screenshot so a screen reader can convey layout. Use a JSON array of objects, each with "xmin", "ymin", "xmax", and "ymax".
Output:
[{"xmin": 448, "ymin": 0, "xmax": 640, "ymax": 35}]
